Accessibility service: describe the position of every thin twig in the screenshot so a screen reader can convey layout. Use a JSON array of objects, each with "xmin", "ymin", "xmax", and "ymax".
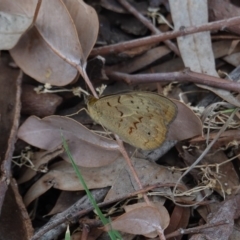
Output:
[
  {"xmin": 32, "ymin": 182, "xmax": 212, "ymax": 239},
  {"xmin": 107, "ymin": 70, "xmax": 240, "ymax": 93},
  {"xmin": 31, "ymin": 188, "xmax": 108, "ymax": 240},
  {"xmin": 117, "ymin": 0, "xmax": 180, "ymax": 56},
  {"xmin": 172, "ymin": 108, "xmax": 239, "ymax": 207},
  {"xmin": 91, "ymin": 16, "xmax": 240, "ymax": 56},
  {"xmin": 165, "ymin": 220, "xmax": 228, "ymax": 239},
  {"xmin": 115, "ymin": 134, "xmax": 151, "ymax": 205}
]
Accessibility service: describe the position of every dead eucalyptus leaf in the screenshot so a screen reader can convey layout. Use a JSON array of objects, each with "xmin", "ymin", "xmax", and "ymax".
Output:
[
  {"xmin": 123, "ymin": 202, "xmax": 170, "ymax": 238},
  {"xmin": 104, "ymin": 157, "xmax": 181, "ymax": 201},
  {"xmin": 10, "ymin": 0, "xmax": 99, "ymax": 87},
  {"xmin": 104, "ymin": 204, "xmax": 169, "ymax": 237},
  {"xmin": 23, "ymin": 157, "xmax": 125, "ymax": 206},
  {"xmin": 168, "ymin": 100, "xmax": 203, "ymax": 141},
  {"xmin": 0, "ymin": 0, "xmax": 37, "ymax": 50},
  {"xmin": 169, "ymin": 0, "xmax": 240, "ymax": 107},
  {"xmin": 17, "ymin": 115, "xmax": 120, "ymax": 167},
  {"xmin": 63, "ymin": 0, "xmax": 99, "ymax": 61},
  {"xmin": 23, "ymin": 157, "xmax": 180, "ymax": 207}
]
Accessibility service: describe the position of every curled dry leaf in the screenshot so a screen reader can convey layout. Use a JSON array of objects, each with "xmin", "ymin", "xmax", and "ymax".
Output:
[
  {"xmin": 123, "ymin": 202, "xmax": 170, "ymax": 238},
  {"xmin": 0, "ymin": 0, "xmax": 37, "ymax": 50},
  {"xmin": 104, "ymin": 203, "xmax": 169, "ymax": 237},
  {"xmin": 23, "ymin": 157, "xmax": 125, "ymax": 206},
  {"xmin": 169, "ymin": 0, "xmax": 240, "ymax": 107},
  {"xmin": 165, "ymin": 206, "xmax": 190, "ymax": 236},
  {"xmin": 10, "ymin": 0, "xmax": 99, "ymax": 86},
  {"xmin": 167, "ymin": 100, "xmax": 203, "ymax": 141},
  {"xmin": 17, "ymin": 115, "xmax": 120, "ymax": 167}
]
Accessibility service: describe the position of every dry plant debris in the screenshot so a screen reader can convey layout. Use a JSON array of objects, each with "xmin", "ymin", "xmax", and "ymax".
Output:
[{"xmin": 1, "ymin": 0, "xmax": 240, "ymax": 239}]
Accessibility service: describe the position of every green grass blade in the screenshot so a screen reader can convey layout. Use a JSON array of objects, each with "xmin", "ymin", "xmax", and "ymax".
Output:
[{"xmin": 61, "ymin": 133, "xmax": 122, "ymax": 239}]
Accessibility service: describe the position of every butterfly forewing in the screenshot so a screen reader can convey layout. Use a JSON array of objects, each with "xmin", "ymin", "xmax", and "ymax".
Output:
[{"xmin": 87, "ymin": 92, "xmax": 177, "ymax": 150}]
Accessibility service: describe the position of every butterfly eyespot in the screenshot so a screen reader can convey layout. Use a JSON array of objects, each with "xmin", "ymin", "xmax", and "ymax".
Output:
[
  {"xmin": 147, "ymin": 132, "xmax": 151, "ymax": 135},
  {"xmin": 131, "ymin": 100, "xmax": 134, "ymax": 104}
]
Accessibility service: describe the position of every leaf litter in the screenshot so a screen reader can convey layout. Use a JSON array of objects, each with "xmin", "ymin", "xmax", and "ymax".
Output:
[{"xmin": 1, "ymin": 0, "xmax": 240, "ymax": 239}]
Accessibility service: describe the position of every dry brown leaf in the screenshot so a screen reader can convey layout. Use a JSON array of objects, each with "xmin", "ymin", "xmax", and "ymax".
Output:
[
  {"xmin": 23, "ymin": 157, "xmax": 125, "ymax": 206},
  {"xmin": 169, "ymin": 0, "xmax": 240, "ymax": 107},
  {"xmin": 104, "ymin": 204, "xmax": 169, "ymax": 237},
  {"xmin": 168, "ymin": 100, "xmax": 203, "ymax": 141},
  {"xmin": 203, "ymin": 151, "xmax": 239, "ymax": 196},
  {"xmin": 23, "ymin": 157, "xmax": 181, "ymax": 207},
  {"xmin": 124, "ymin": 202, "xmax": 170, "ymax": 238},
  {"xmin": 0, "ymin": 0, "xmax": 37, "ymax": 50},
  {"xmin": 10, "ymin": 25, "xmax": 78, "ymax": 86},
  {"xmin": 165, "ymin": 206, "xmax": 190, "ymax": 239},
  {"xmin": 223, "ymin": 51, "xmax": 240, "ymax": 67},
  {"xmin": 10, "ymin": 0, "xmax": 99, "ymax": 87},
  {"xmin": 104, "ymin": 157, "xmax": 181, "ymax": 201},
  {"xmin": 192, "ymin": 194, "xmax": 240, "ymax": 239},
  {"xmin": 63, "ymin": 0, "xmax": 99, "ymax": 61},
  {"xmin": 17, "ymin": 115, "xmax": 120, "ymax": 167}
]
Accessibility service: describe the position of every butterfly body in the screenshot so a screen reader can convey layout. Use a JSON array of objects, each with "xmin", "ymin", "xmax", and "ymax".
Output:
[{"xmin": 87, "ymin": 92, "xmax": 177, "ymax": 150}]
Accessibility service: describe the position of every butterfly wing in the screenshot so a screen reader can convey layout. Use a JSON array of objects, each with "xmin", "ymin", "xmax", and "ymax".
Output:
[{"xmin": 87, "ymin": 92, "xmax": 177, "ymax": 150}]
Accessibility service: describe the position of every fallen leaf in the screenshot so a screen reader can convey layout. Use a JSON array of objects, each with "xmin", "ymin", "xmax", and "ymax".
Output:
[
  {"xmin": 17, "ymin": 115, "xmax": 121, "ymax": 167},
  {"xmin": 105, "ymin": 203, "xmax": 169, "ymax": 237},
  {"xmin": 23, "ymin": 157, "xmax": 125, "ymax": 206},
  {"xmin": 0, "ymin": 0, "xmax": 38, "ymax": 50},
  {"xmin": 169, "ymin": 0, "xmax": 240, "ymax": 106}
]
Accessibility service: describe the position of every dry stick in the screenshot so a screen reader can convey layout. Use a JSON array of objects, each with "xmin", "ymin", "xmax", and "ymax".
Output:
[
  {"xmin": 32, "ymin": 0, "xmax": 42, "ymax": 24},
  {"xmin": 91, "ymin": 16, "xmax": 240, "ymax": 56},
  {"xmin": 0, "ymin": 72, "xmax": 22, "ymax": 213},
  {"xmin": 75, "ymin": 65, "xmax": 98, "ymax": 99},
  {"xmin": 121, "ymin": 140, "xmax": 166, "ymax": 239},
  {"xmin": 165, "ymin": 220, "xmax": 228, "ymax": 239},
  {"xmin": 31, "ymin": 188, "xmax": 108, "ymax": 240},
  {"xmin": 114, "ymin": 137, "xmax": 168, "ymax": 240},
  {"xmin": 117, "ymin": 0, "xmax": 180, "ymax": 56},
  {"xmin": 173, "ymin": 108, "xmax": 239, "ymax": 207},
  {"xmin": 32, "ymin": 182, "xmax": 211, "ymax": 239},
  {"xmin": 107, "ymin": 70, "xmax": 240, "ymax": 93},
  {"xmin": 114, "ymin": 134, "xmax": 151, "ymax": 205}
]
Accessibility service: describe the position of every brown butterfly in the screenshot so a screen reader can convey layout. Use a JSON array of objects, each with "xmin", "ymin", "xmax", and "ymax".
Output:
[{"xmin": 87, "ymin": 92, "xmax": 177, "ymax": 150}]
